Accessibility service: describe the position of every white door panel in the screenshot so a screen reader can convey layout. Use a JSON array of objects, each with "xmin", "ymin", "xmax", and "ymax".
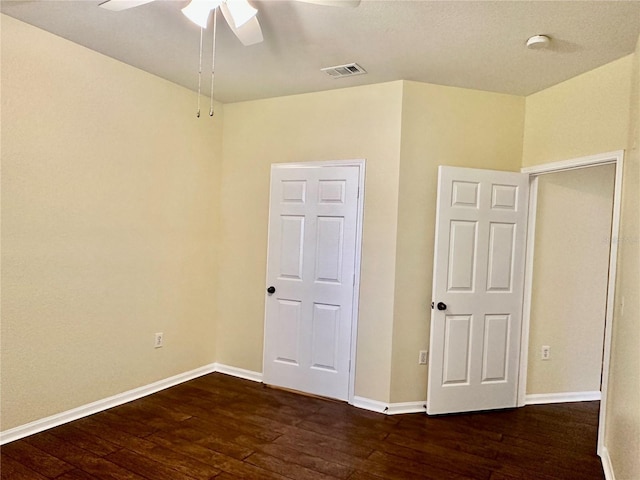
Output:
[
  {"xmin": 428, "ymin": 166, "xmax": 528, "ymax": 415},
  {"xmin": 264, "ymin": 164, "xmax": 360, "ymax": 401}
]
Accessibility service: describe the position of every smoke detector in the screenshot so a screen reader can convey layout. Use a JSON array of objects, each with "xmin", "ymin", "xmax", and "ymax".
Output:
[
  {"xmin": 526, "ymin": 35, "xmax": 552, "ymax": 49},
  {"xmin": 321, "ymin": 63, "xmax": 367, "ymax": 79}
]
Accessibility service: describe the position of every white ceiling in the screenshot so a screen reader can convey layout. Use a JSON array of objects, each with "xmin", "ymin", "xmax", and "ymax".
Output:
[{"xmin": 2, "ymin": 0, "xmax": 640, "ymax": 103}]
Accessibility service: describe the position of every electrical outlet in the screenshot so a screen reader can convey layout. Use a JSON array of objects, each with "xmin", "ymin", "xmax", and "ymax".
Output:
[
  {"xmin": 541, "ymin": 345, "xmax": 550, "ymax": 360},
  {"xmin": 154, "ymin": 332, "xmax": 164, "ymax": 348},
  {"xmin": 418, "ymin": 350, "xmax": 428, "ymax": 365}
]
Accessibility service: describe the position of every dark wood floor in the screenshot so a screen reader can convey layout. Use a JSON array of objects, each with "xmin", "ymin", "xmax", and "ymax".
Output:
[{"xmin": 1, "ymin": 373, "xmax": 604, "ymax": 480}]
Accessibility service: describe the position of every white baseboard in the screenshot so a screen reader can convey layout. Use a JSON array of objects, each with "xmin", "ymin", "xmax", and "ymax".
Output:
[
  {"xmin": 352, "ymin": 396, "xmax": 388, "ymax": 413},
  {"xmin": 0, "ymin": 362, "xmax": 264, "ymax": 445},
  {"xmin": 386, "ymin": 401, "xmax": 427, "ymax": 415},
  {"xmin": 352, "ymin": 396, "xmax": 427, "ymax": 415},
  {"xmin": 213, "ymin": 363, "xmax": 263, "ymax": 383},
  {"xmin": 4, "ymin": 361, "xmax": 429, "ymax": 445},
  {"xmin": 599, "ymin": 446, "xmax": 616, "ymax": 480},
  {"xmin": 525, "ymin": 391, "xmax": 601, "ymax": 405}
]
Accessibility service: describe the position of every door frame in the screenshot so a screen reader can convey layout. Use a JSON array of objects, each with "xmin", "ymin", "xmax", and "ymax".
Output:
[
  {"xmin": 265, "ymin": 159, "xmax": 366, "ymax": 405},
  {"xmin": 518, "ymin": 150, "xmax": 624, "ymax": 456}
]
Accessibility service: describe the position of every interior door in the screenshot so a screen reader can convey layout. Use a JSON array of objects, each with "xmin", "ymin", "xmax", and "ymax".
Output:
[
  {"xmin": 263, "ymin": 164, "xmax": 360, "ymax": 401},
  {"xmin": 427, "ymin": 166, "xmax": 529, "ymax": 415}
]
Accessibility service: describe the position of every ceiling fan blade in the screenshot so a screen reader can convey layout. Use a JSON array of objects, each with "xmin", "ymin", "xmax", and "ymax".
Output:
[
  {"xmin": 294, "ymin": 0, "xmax": 360, "ymax": 7},
  {"xmin": 221, "ymin": 3, "xmax": 263, "ymax": 46},
  {"xmin": 98, "ymin": 0, "xmax": 157, "ymax": 12},
  {"xmin": 224, "ymin": 0, "xmax": 258, "ymax": 29}
]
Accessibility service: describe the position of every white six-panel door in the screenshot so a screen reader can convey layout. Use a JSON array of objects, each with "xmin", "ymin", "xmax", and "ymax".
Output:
[
  {"xmin": 263, "ymin": 164, "xmax": 360, "ymax": 401},
  {"xmin": 427, "ymin": 166, "xmax": 529, "ymax": 415}
]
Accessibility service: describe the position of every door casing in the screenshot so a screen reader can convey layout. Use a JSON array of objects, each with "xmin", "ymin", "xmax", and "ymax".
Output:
[{"xmin": 263, "ymin": 159, "xmax": 366, "ymax": 405}]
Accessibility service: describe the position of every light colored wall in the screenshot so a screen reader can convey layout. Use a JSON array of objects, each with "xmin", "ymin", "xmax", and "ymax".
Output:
[
  {"xmin": 217, "ymin": 82, "xmax": 403, "ymax": 402},
  {"xmin": 604, "ymin": 34, "xmax": 640, "ymax": 480},
  {"xmin": 526, "ymin": 165, "xmax": 615, "ymax": 395},
  {"xmin": 1, "ymin": 15, "xmax": 222, "ymax": 430},
  {"xmin": 389, "ymin": 81, "xmax": 525, "ymax": 402},
  {"xmin": 522, "ymin": 55, "xmax": 633, "ymax": 167}
]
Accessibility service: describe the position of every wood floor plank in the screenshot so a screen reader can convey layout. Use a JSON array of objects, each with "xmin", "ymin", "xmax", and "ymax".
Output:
[
  {"xmin": 56, "ymin": 469, "xmax": 105, "ymax": 480},
  {"xmin": 1, "ymin": 438, "xmax": 76, "ymax": 478},
  {"xmin": 1, "ymin": 373, "xmax": 605, "ymax": 480},
  {"xmin": 148, "ymin": 430, "xmax": 291, "ymax": 480},
  {"xmin": 346, "ymin": 471, "xmax": 388, "ymax": 480},
  {"xmin": 169, "ymin": 425, "xmax": 255, "ymax": 460},
  {"xmin": 244, "ymin": 440, "xmax": 355, "ymax": 479},
  {"xmin": 245, "ymin": 451, "xmax": 343, "ymax": 480},
  {"xmin": 274, "ymin": 424, "xmax": 374, "ymax": 459},
  {"xmin": 0, "ymin": 455, "xmax": 50, "ymax": 480},
  {"xmin": 48, "ymin": 423, "xmax": 122, "ymax": 457},
  {"xmin": 370, "ymin": 441, "xmax": 493, "ymax": 479},
  {"xmin": 180, "ymin": 412, "xmax": 283, "ymax": 442},
  {"xmin": 298, "ymin": 415, "xmax": 390, "ymax": 441},
  {"xmin": 214, "ymin": 474, "xmax": 246, "ymax": 480},
  {"xmin": 368, "ymin": 449, "xmax": 489, "ymax": 480},
  {"xmin": 385, "ymin": 430, "xmax": 499, "ymax": 460},
  {"xmin": 273, "ymin": 429, "xmax": 473, "ymax": 480},
  {"xmin": 105, "ymin": 448, "xmax": 203, "ymax": 479},
  {"xmin": 73, "ymin": 422, "xmax": 223, "ymax": 479},
  {"xmin": 23, "ymin": 432, "xmax": 148, "ymax": 480}
]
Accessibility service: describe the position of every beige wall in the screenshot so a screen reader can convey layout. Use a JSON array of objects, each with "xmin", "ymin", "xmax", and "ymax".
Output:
[
  {"xmin": 217, "ymin": 82, "xmax": 404, "ymax": 402},
  {"xmin": 1, "ymin": 16, "xmax": 222, "ymax": 430},
  {"xmin": 526, "ymin": 165, "xmax": 615, "ymax": 395},
  {"xmin": 604, "ymin": 35, "xmax": 640, "ymax": 479},
  {"xmin": 522, "ymin": 55, "xmax": 633, "ymax": 167},
  {"xmin": 389, "ymin": 81, "xmax": 524, "ymax": 402}
]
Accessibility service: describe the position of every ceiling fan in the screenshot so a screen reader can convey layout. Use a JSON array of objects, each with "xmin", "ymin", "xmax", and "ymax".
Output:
[{"xmin": 98, "ymin": 0, "xmax": 361, "ymax": 46}]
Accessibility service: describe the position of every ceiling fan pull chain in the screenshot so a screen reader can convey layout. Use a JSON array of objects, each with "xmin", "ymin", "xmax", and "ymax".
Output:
[
  {"xmin": 209, "ymin": 9, "xmax": 217, "ymax": 117},
  {"xmin": 197, "ymin": 26, "xmax": 203, "ymax": 118}
]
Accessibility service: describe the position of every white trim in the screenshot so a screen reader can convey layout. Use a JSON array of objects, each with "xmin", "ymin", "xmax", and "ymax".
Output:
[
  {"xmin": 352, "ymin": 397, "xmax": 427, "ymax": 415},
  {"xmin": 352, "ymin": 396, "xmax": 388, "ymax": 414},
  {"xmin": 0, "ymin": 363, "xmax": 217, "ymax": 445},
  {"xmin": 264, "ymin": 159, "xmax": 366, "ymax": 406},
  {"xmin": 386, "ymin": 401, "xmax": 427, "ymax": 415},
  {"xmin": 525, "ymin": 391, "xmax": 601, "ymax": 405},
  {"xmin": 519, "ymin": 150, "xmax": 624, "ymax": 458},
  {"xmin": 271, "ymin": 159, "xmax": 365, "ymax": 169},
  {"xmin": 349, "ymin": 160, "xmax": 366, "ymax": 404},
  {"xmin": 521, "ymin": 150, "xmax": 622, "ymax": 175},
  {"xmin": 600, "ymin": 446, "xmax": 616, "ymax": 480},
  {"xmin": 213, "ymin": 363, "xmax": 263, "ymax": 382},
  {"xmin": 518, "ymin": 175, "xmax": 539, "ymax": 407},
  {"xmin": 598, "ymin": 151, "xmax": 624, "ymax": 454},
  {"xmin": 598, "ymin": 151, "xmax": 624, "ymax": 455}
]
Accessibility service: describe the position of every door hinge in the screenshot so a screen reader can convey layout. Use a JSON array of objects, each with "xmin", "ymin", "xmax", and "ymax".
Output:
[
  {"xmin": 357, "ymin": 186, "xmax": 360, "ymax": 199},
  {"xmin": 349, "ymin": 359, "xmax": 351, "ymax": 372}
]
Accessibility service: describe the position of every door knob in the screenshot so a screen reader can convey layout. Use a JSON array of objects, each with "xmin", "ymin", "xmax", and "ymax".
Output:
[
  {"xmin": 437, "ymin": 302, "xmax": 447, "ymax": 311},
  {"xmin": 267, "ymin": 286, "xmax": 276, "ymax": 295}
]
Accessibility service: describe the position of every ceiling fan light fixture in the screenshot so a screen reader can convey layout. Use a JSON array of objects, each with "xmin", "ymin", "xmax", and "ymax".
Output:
[
  {"xmin": 224, "ymin": 0, "xmax": 258, "ymax": 28},
  {"xmin": 182, "ymin": 0, "xmax": 222, "ymax": 29}
]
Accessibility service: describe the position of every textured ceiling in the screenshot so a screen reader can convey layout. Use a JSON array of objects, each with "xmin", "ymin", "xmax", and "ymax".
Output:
[{"xmin": 2, "ymin": 0, "xmax": 640, "ymax": 103}]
